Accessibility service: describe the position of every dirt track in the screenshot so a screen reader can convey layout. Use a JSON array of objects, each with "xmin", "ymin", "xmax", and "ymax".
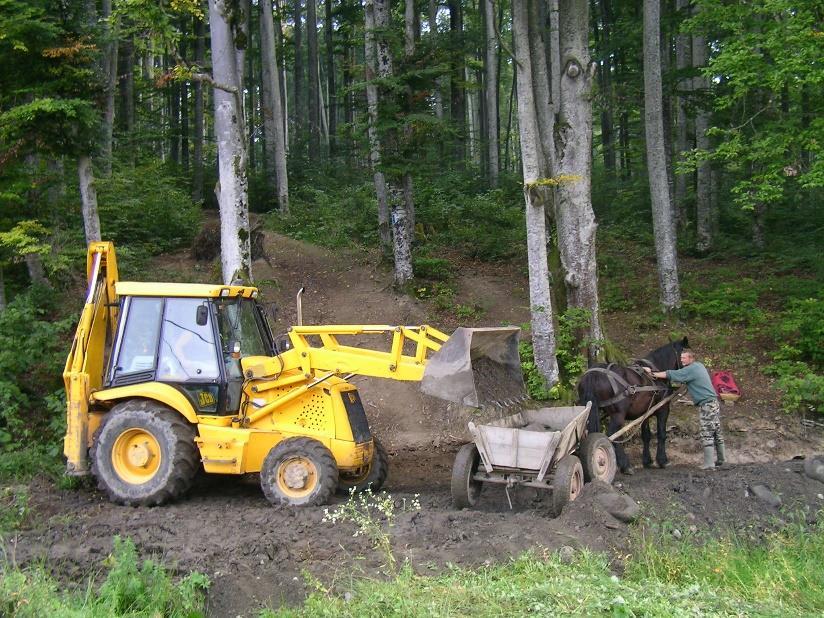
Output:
[
  {"xmin": 8, "ymin": 230, "xmax": 824, "ymax": 617},
  {"xmin": 11, "ymin": 450, "xmax": 824, "ymax": 617}
]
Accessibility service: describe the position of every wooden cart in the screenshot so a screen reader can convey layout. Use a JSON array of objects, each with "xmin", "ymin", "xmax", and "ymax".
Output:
[{"xmin": 451, "ymin": 403, "xmax": 616, "ymax": 514}]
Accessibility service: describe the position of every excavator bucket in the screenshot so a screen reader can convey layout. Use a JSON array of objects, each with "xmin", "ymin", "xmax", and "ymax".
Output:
[{"xmin": 421, "ymin": 327, "xmax": 526, "ymax": 408}]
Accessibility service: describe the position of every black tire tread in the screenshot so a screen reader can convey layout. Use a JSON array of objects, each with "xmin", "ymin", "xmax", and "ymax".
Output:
[
  {"xmin": 451, "ymin": 443, "xmax": 483, "ymax": 509},
  {"xmin": 336, "ymin": 437, "xmax": 389, "ymax": 496},
  {"xmin": 550, "ymin": 455, "xmax": 583, "ymax": 517},
  {"xmin": 90, "ymin": 398, "xmax": 199, "ymax": 507},
  {"xmin": 260, "ymin": 437, "xmax": 338, "ymax": 506}
]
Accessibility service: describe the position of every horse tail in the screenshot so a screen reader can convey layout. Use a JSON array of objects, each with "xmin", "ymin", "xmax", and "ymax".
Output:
[{"xmin": 577, "ymin": 372, "xmax": 601, "ymax": 434}]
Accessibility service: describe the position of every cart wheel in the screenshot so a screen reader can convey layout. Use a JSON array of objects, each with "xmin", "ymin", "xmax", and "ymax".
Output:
[
  {"xmin": 550, "ymin": 455, "xmax": 584, "ymax": 517},
  {"xmin": 578, "ymin": 433, "xmax": 617, "ymax": 484},
  {"xmin": 451, "ymin": 443, "xmax": 483, "ymax": 509}
]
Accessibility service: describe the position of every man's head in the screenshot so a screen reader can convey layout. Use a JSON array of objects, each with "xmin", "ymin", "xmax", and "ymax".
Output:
[{"xmin": 680, "ymin": 349, "xmax": 696, "ymax": 366}]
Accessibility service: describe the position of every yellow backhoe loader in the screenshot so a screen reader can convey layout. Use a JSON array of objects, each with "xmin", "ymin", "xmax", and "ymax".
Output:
[{"xmin": 64, "ymin": 242, "xmax": 525, "ymax": 506}]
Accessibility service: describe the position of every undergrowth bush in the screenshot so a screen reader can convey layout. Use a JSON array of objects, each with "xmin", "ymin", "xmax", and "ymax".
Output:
[
  {"xmin": 681, "ymin": 279, "xmax": 765, "ymax": 325},
  {"xmin": 0, "ymin": 536, "xmax": 210, "ymax": 617},
  {"xmin": 0, "ymin": 288, "xmax": 71, "ymax": 457},
  {"xmin": 95, "ymin": 161, "xmax": 200, "ymax": 259}
]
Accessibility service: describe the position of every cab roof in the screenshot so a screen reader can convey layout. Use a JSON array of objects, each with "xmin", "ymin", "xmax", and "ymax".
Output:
[{"xmin": 115, "ymin": 282, "xmax": 259, "ymax": 299}]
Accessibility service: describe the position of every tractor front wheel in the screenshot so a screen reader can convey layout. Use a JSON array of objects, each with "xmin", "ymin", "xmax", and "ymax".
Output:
[
  {"xmin": 90, "ymin": 399, "xmax": 199, "ymax": 506},
  {"xmin": 260, "ymin": 437, "xmax": 338, "ymax": 506},
  {"xmin": 337, "ymin": 438, "xmax": 388, "ymax": 496}
]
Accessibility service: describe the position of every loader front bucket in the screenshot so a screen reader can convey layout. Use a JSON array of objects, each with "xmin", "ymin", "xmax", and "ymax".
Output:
[{"xmin": 421, "ymin": 327, "xmax": 526, "ymax": 408}]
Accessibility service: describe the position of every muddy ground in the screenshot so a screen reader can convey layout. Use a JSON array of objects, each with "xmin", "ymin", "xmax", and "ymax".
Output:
[{"xmin": 6, "ymin": 229, "xmax": 824, "ymax": 617}]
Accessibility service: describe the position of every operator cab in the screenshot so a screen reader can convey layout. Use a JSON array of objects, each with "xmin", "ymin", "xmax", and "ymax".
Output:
[{"xmin": 106, "ymin": 283, "xmax": 274, "ymax": 416}]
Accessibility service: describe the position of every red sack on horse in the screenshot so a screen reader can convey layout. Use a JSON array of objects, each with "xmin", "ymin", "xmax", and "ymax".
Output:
[{"xmin": 711, "ymin": 371, "xmax": 741, "ymax": 401}]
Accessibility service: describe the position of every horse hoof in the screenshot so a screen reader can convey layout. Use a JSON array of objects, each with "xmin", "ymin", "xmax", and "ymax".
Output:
[
  {"xmin": 643, "ymin": 461, "xmax": 654, "ymax": 469},
  {"xmin": 658, "ymin": 461, "xmax": 669, "ymax": 469},
  {"xmin": 621, "ymin": 467, "xmax": 635, "ymax": 476}
]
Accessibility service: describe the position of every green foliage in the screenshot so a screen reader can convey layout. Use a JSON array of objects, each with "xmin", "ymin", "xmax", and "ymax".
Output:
[
  {"xmin": 773, "ymin": 297, "xmax": 824, "ymax": 369},
  {"xmin": 411, "ymin": 256, "xmax": 451, "ymax": 282},
  {"xmin": 681, "ymin": 279, "xmax": 765, "ymax": 325},
  {"xmin": 0, "ymin": 484, "xmax": 28, "ymax": 533},
  {"xmin": 519, "ymin": 309, "xmax": 593, "ymax": 402},
  {"xmin": 0, "ymin": 289, "xmax": 72, "ymax": 451},
  {"xmin": 628, "ymin": 514, "xmax": 824, "ymax": 613},
  {"xmin": 96, "ymin": 162, "xmax": 201, "ymax": 258},
  {"xmin": 765, "ymin": 361, "xmax": 824, "ymax": 415},
  {"xmin": 268, "ymin": 515, "xmax": 824, "ymax": 616},
  {"xmin": 0, "ymin": 536, "xmax": 210, "ymax": 617},
  {"xmin": 0, "ymin": 98, "xmax": 98, "ymax": 156}
]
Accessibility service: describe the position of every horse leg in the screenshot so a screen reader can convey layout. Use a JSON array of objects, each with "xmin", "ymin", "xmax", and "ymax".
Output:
[
  {"xmin": 608, "ymin": 413, "xmax": 633, "ymax": 474},
  {"xmin": 655, "ymin": 406, "xmax": 670, "ymax": 468},
  {"xmin": 641, "ymin": 420, "xmax": 653, "ymax": 468}
]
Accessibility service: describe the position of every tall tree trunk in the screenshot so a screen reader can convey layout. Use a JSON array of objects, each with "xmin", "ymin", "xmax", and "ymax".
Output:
[
  {"xmin": 554, "ymin": 0, "xmax": 603, "ymax": 355},
  {"xmin": 597, "ymin": 0, "xmax": 615, "ymax": 174},
  {"xmin": 548, "ymin": 0, "xmax": 561, "ymax": 111},
  {"xmin": 692, "ymin": 32, "xmax": 712, "ymax": 252},
  {"xmin": 643, "ymin": 0, "xmax": 681, "ymax": 310},
  {"xmin": 0, "ymin": 269, "xmax": 6, "ymax": 312},
  {"xmin": 170, "ymin": 56, "xmax": 180, "ymax": 165},
  {"xmin": 528, "ymin": 0, "xmax": 554, "ymax": 176},
  {"xmin": 101, "ymin": 0, "xmax": 118, "ymax": 176},
  {"xmin": 193, "ymin": 16, "xmax": 206, "ymax": 203},
  {"xmin": 674, "ymin": 0, "xmax": 690, "ymax": 227},
  {"xmin": 78, "ymin": 156, "xmax": 101, "ymax": 244},
  {"xmin": 209, "ymin": 0, "xmax": 252, "ymax": 283},
  {"xmin": 513, "ymin": 0, "xmax": 559, "ymax": 388},
  {"xmin": 293, "ymin": 0, "xmax": 305, "ymax": 146},
  {"xmin": 119, "ymin": 37, "xmax": 135, "ymax": 166},
  {"xmin": 484, "ymin": 0, "xmax": 498, "ymax": 186},
  {"xmin": 260, "ymin": 0, "xmax": 290, "ymax": 213},
  {"xmin": 307, "ymin": 0, "xmax": 321, "ymax": 159},
  {"xmin": 373, "ymin": 0, "xmax": 413, "ymax": 285},
  {"xmin": 364, "ymin": 0, "xmax": 391, "ymax": 253},
  {"xmin": 428, "ymin": 0, "xmax": 444, "ymax": 120},
  {"xmin": 246, "ymin": 5, "xmax": 256, "ymax": 172},
  {"xmin": 404, "ymin": 0, "xmax": 417, "ymax": 236},
  {"xmin": 325, "ymin": 0, "xmax": 337, "ymax": 155},
  {"xmin": 448, "ymin": 0, "xmax": 465, "ymax": 165}
]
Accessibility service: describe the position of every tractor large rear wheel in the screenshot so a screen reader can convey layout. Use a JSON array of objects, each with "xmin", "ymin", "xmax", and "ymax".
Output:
[
  {"xmin": 260, "ymin": 437, "xmax": 338, "ymax": 506},
  {"xmin": 90, "ymin": 399, "xmax": 199, "ymax": 506},
  {"xmin": 337, "ymin": 438, "xmax": 388, "ymax": 496}
]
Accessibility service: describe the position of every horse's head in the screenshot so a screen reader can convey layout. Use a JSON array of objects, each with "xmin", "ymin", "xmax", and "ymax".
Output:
[{"xmin": 646, "ymin": 336, "xmax": 689, "ymax": 370}]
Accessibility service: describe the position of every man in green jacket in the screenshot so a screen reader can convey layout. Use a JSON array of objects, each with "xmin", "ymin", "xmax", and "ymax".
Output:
[{"xmin": 644, "ymin": 349, "xmax": 726, "ymax": 470}]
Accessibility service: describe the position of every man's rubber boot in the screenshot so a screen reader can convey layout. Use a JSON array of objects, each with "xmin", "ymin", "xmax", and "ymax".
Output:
[
  {"xmin": 715, "ymin": 442, "xmax": 726, "ymax": 467},
  {"xmin": 700, "ymin": 446, "xmax": 716, "ymax": 470}
]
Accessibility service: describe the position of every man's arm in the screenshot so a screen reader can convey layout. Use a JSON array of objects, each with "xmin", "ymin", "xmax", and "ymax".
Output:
[{"xmin": 643, "ymin": 367, "xmax": 667, "ymax": 380}]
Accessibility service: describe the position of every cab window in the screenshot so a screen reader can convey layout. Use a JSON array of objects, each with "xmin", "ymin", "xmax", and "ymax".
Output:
[
  {"xmin": 116, "ymin": 297, "xmax": 162, "ymax": 375},
  {"xmin": 157, "ymin": 298, "xmax": 220, "ymax": 381},
  {"xmin": 216, "ymin": 299, "xmax": 270, "ymax": 358}
]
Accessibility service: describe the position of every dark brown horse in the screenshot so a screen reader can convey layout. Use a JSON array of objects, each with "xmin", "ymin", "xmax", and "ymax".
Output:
[{"xmin": 577, "ymin": 337, "xmax": 688, "ymax": 474}]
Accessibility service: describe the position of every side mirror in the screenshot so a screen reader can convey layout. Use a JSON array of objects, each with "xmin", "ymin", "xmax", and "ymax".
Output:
[{"xmin": 196, "ymin": 304, "xmax": 209, "ymax": 326}]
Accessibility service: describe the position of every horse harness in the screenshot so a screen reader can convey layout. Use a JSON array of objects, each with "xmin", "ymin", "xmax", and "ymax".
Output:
[{"xmin": 583, "ymin": 359, "xmax": 671, "ymax": 408}]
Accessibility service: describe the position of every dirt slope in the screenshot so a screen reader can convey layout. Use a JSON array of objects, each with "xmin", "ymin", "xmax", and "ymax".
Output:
[{"xmin": 9, "ymin": 230, "xmax": 824, "ymax": 617}]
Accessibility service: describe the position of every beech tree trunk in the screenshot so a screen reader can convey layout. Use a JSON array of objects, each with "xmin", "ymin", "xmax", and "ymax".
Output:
[
  {"xmin": 554, "ymin": 0, "xmax": 603, "ymax": 354},
  {"xmin": 484, "ymin": 0, "xmax": 498, "ymax": 186},
  {"xmin": 513, "ymin": 0, "xmax": 559, "ymax": 388},
  {"xmin": 307, "ymin": 0, "xmax": 320, "ymax": 159},
  {"xmin": 78, "ymin": 155, "xmax": 101, "ymax": 244},
  {"xmin": 364, "ymin": 0, "xmax": 391, "ymax": 253},
  {"xmin": 260, "ymin": 0, "xmax": 290, "ymax": 213},
  {"xmin": 209, "ymin": 0, "xmax": 252, "ymax": 284},
  {"xmin": 643, "ymin": 0, "xmax": 681, "ymax": 310},
  {"xmin": 692, "ymin": 32, "xmax": 712, "ymax": 252},
  {"xmin": 428, "ymin": 0, "xmax": 444, "ymax": 120},
  {"xmin": 193, "ymin": 16, "xmax": 205, "ymax": 203},
  {"xmin": 373, "ymin": 0, "xmax": 413, "ymax": 285},
  {"xmin": 325, "ymin": 0, "xmax": 336, "ymax": 155},
  {"xmin": 293, "ymin": 0, "xmax": 305, "ymax": 145},
  {"xmin": 528, "ymin": 0, "xmax": 554, "ymax": 176},
  {"xmin": 101, "ymin": 0, "xmax": 118, "ymax": 176},
  {"xmin": 448, "ymin": 0, "xmax": 465, "ymax": 164},
  {"xmin": 674, "ymin": 0, "xmax": 691, "ymax": 226}
]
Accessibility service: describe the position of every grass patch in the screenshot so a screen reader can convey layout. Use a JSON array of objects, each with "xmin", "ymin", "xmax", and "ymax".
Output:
[
  {"xmin": 266, "ymin": 513, "xmax": 824, "ymax": 617},
  {"xmin": 0, "ymin": 536, "xmax": 210, "ymax": 617}
]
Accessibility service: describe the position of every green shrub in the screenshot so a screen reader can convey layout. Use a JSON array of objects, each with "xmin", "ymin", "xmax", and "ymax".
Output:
[
  {"xmin": 774, "ymin": 296, "xmax": 824, "ymax": 369},
  {"xmin": 0, "ymin": 536, "xmax": 210, "ymax": 617},
  {"xmin": 411, "ymin": 256, "xmax": 451, "ymax": 281},
  {"xmin": 96, "ymin": 161, "xmax": 200, "ymax": 257},
  {"xmin": 0, "ymin": 289, "xmax": 71, "ymax": 452},
  {"xmin": 766, "ymin": 360, "xmax": 824, "ymax": 414},
  {"xmin": 0, "ymin": 485, "xmax": 28, "ymax": 533},
  {"xmin": 682, "ymin": 279, "xmax": 765, "ymax": 324}
]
